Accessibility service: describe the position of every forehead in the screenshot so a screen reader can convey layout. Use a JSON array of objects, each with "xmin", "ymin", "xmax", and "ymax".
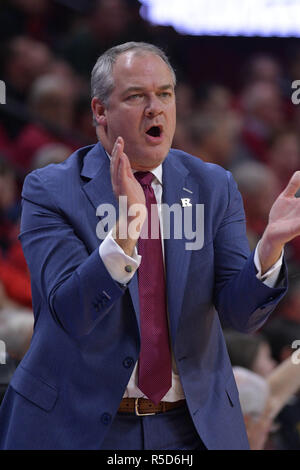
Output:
[{"xmin": 112, "ymin": 51, "xmax": 174, "ymax": 91}]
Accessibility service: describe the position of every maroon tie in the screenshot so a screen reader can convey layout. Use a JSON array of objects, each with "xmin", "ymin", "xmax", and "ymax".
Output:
[{"xmin": 134, "ymin": 171, "xmax": 172, "ymax": 405}]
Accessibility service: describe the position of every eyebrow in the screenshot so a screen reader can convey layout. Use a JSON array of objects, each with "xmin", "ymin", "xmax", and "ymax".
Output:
[{"xmin": 122, "ymin": 84, "xmax": 174, "ymax": 95}]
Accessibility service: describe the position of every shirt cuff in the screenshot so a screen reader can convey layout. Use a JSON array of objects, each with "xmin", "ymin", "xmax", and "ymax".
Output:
[
  {"xmin": 254, "ymin": 240, "xmax": 284, "ymax": 288},
  {"xmin": 99, "ymin": 230, "xmax": 141, "ymax": 284}
]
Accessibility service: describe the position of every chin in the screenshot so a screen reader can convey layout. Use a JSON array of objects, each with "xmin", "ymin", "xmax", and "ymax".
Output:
[
  {"xmin": 149, "ymin": 146, "xmax": 170, "ymax": 162},
  {"xmin": 129, "ymin": 147, "xmax": 167, "ymax": 169}
]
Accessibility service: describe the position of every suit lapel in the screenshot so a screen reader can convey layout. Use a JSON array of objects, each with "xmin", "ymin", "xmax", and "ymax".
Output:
[
  {"xmin": 162, "ymin": 154, "xmax": 199, "ymax": 346},
  {"xmin": 81, "ymin": 142, "xmax": 118, "ymax": 217},
  {"xmin": 80, "ymin": 143, "xmax": 140, "ymax": 332}
]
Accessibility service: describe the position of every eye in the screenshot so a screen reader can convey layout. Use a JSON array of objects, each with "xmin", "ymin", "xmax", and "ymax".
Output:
[
  {"xmin": 159, "ymin": 91, "xmax": 172, "ymax": 99},
  {"xmin": 126, "ymin": 93, "xmax": 143, "ymax": 101}
]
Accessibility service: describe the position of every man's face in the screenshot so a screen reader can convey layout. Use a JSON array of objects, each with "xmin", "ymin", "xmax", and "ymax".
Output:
[{"xmin": 95, "ymin": 51, "xmax": 176, "ymax": 170}]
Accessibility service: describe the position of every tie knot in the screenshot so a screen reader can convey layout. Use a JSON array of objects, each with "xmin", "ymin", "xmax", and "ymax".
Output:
[{"xmin": 134, "ymin": 171, "xmax": 154, "ymax": 187}]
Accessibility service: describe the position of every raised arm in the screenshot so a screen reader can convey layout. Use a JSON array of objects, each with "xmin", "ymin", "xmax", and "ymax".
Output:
[
  {"xmin": 265, "ymin": 355, "xmax": 300, "ymax": 419},
  {"xmin": 259, "ymin": 171, "xmax": 300, "ymax": 274}
]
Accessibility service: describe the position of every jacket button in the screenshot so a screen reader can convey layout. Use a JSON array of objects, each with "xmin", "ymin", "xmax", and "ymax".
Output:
[
  {"xmin": 101, "ymin": 413, "xmax": 112, "ymax": 425},
  {"xmin": 123, "ymin": 357, "xmax": 134, "ymax": 368}
]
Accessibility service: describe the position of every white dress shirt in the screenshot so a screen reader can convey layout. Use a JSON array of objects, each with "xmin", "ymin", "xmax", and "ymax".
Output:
[{"xmin": 99, "ymin": 164, "xmax": 283, "ymax": 401}]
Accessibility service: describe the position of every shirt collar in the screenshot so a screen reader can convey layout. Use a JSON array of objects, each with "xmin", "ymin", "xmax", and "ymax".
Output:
[{"xmin": 149, "ymin": 164, "xmax": 162, "ymax": 185}]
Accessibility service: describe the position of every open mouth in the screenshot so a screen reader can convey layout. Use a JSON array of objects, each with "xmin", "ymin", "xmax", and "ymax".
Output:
[{"xmin": 146, "ymin": 125, "xmax": 162, "ymax": 138}]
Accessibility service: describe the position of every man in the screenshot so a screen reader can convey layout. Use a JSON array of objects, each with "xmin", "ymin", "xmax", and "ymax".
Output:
[{"xmin": 0, "ymin": 42, "xmax": 298, "ymax": 450}]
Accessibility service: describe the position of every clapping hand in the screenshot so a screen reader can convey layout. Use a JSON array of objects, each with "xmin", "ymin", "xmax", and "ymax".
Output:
[
  {"xmin": 110, "ymin": 136, "xmax": 147, "ymax": 255},
  {"xmin": 259, "ymin": 171, "xmax": 300, "ymax": 274}
]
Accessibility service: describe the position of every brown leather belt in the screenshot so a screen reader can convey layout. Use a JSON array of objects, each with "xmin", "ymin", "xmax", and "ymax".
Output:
[{"xmin": 118, "ymin": 397, "xmax": 186, "ymax": 416}]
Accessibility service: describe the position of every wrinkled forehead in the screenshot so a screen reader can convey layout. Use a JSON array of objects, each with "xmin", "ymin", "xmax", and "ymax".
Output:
[{"xmin": 112, "ymin": 50, "xmax": 175, "ymax": 88}]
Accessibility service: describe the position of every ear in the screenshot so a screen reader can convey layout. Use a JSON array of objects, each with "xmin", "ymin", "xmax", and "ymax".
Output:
[{"xmin": 91, "ymin": 97, "xmax": 107, "ymax": 128}]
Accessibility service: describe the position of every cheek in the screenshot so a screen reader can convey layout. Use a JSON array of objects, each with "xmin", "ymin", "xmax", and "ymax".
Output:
[
  {"xmin": 118, "ymin": 112, "xmax": 142, "ymax": 135},
  {"xmin": 107, "ymin": 115, "xmax": 132, "ymax": 140}
]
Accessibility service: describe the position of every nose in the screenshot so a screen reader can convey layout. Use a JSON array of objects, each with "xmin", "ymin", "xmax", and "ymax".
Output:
[{"xmin": 145, "ymin": 95, "xmax": 162, "ymax": 117}]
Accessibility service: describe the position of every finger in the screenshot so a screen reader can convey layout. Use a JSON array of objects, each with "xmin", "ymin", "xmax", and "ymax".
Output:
[
  {"xmin": 117, "ymin": 154, "xmax": 129, "ymax": 196},
  {"xmin": 111, "ymin": 137, "xmax": 124, "ymax": 188},
  {"xmin": 111, "ymin": 136, "xmax": 122, "ymax": 168},
  {"xmin": 283, "ymin": 171, "xmax": 300, "ymax": 198},
  {"xmin": 121, "ymin": 151, "xmax": 134, "ymax": 179},
  {"xmin": 118, "ymin": 153, "xmax": 132, "ymax": 184},
  {"xmin": 115, "ymin": 136, "xmax": 124, "ymax": 155},
  {"xmin": 113, "ymin": 138, "xmax": 132, "ymax": 182}
]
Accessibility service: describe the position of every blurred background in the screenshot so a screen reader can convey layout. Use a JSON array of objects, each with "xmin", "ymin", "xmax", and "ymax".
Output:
[{"xmin": 0, "ymin": 0, "xmax": 300, "ymax": 450}]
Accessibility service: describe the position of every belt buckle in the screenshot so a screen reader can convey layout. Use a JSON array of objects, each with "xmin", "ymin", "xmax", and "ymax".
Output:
[{"xmin": 135, "ymin": 398, "xmax": 156, "ymax": 416}]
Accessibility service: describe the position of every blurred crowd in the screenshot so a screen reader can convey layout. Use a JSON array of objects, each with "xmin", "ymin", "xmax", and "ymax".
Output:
[{"xmin": 0, "ymin": 0, "xmax": 300, "ymax": 450}]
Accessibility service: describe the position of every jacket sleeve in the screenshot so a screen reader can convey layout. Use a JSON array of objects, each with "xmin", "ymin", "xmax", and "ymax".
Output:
[
  {"xmin": 19, "ymin": 170, "xmax": 126, "ymax": 338},
  {"xmin": 213, "ymin": 171, "xmax": 288, "ymax": 333}
]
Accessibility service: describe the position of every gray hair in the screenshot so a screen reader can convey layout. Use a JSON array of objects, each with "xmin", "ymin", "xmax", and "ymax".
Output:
[{"xmin": 91, "ymin": 41, "xmax": 176, "ymax": 108}]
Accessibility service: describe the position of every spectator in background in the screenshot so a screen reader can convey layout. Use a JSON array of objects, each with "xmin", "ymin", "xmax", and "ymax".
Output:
[
  {"xmin": 262, "ymin": 317, "xmax": 300, "ymax": 449},
  {"xmin": 233, "ymin": 159, "xmax": 300, "ymax": 266},
  {"xmin": 233, "ymin": 356, "xmax": 300, "ymax": 450},
  {"xmin": 29, "ymin": 75, "xmax": 75, "ymax": 129},
  {"xmin": 11, "ymin": 74, "xmax": 78, "ymax": 172},
  {"xmin": 172, "ymin": 119, "xmax": 189, "ymax": 152},
  {"xmin": 0, "ymin": 35, "xmax": 53, "ymax": 140},
  {"xmin": 240, "ymin": 54, "xmax": 282, "ymax": 88},
  {"xmin": 0, "ymin": 159, "xmax": 33, "ymax": 399},
  {"xmin": 267, "ymin": 130, "xmax": 300, "ymax": 191},
  {"xmin": 262, "ymin": 317, "xmax": 300, "ymax": 364},
  {"xmin": 239, "ymin": 81, "xmax": 284, "ymax": 162},
  {"xmin": 48, "ymin": 58, "xmax": 88, "ymax": 95},
  {"xmin": 196, "ymin": 83, "xmax": 234, "ymax": 117},
  {"xmin": 0, "ymin": 275, "xmax": 32, "ymax": 406},
  {"xmin": 224, "ymin": 329, "xmax": 276, "ymax": 378},
  {"xmin": 31, "ymin": 143, "xmax": 72, "ymax": 170},
  {"xmin": 233, "ymin": 161, "xmax": 280, "ymax": 249},
  {"xmin": 0, "ymin": 158, "xmax": 20, "ymax": 254},
  {"xmin": 0, "ymin": 351, "xmax": 17, "ymax": 406},
  {"xmin": 1, "ymin": 36, "xmax": 53, "ymax": 104},
  {"xmin": 73, "ymin": 94, "xmax": 98, "ymax": 144},
  {"xmin": 185, "ymin": 112, "xmax": 239, "ymax": 168},
  {"xmin": 233, "ymin": 366, "xmax": 272, "ymax": 450},
  {"xmin": 171, "ymin": 81, "xmax": 197, "ymax": 151},
  {"xmin": 276, "ymin": 279, "xmax": 300, "ymax": 324},
  {"xmin": 175, "ymin": 81, "xmax": 196, "ymax": 119},
  {"xmin": 239, "ymin": 53, "xmax": 294, "ymax": 124},
  {"xmin": 0, "ymin": 158, "xmax": 31, "ymax": 308},
  {"xmin": 0, "ymin": 243, "xmax": 32, "ymax": 309},
  {"xmin": 226, "ymin": 327, "xmax": 300, "ymax": 449},
  {"xmin": 0, "ymin": 159, "xmax": 34, "ymax": 380},
  {"xmin": 0, "ymin": 280, "xmax": 33, "ymax": 362}
]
